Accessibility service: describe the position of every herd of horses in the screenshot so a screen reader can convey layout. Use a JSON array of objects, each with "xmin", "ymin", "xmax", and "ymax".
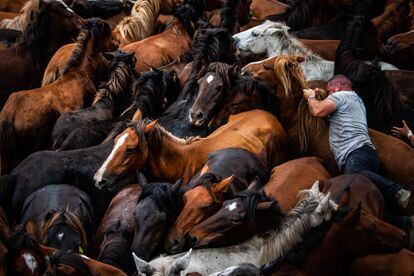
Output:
[{"xmin": 0, "ymin": 0, "xmax": 413, "ymax": 274}]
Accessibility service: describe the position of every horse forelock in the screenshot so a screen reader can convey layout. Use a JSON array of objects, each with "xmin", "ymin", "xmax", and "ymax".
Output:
[
  {"xmin": 46, "ymin": 250, "xmax": 91, "ymax": 276},
  {"xmin": 39, "ymin": 211, "xmax": 88, "ymax": 249},
  {"xmin": 199, "ymin": 62, "xmax": 234, "ymax": 89}
]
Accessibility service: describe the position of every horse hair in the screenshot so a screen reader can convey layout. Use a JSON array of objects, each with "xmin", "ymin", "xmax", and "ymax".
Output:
[
  {"xmin": 44, "ymin": 250, "xmax": 92, "ymax": 276},
  {"xmin": 373, "ymin": 0, "xmax": 411, "ymax": 41},
  {"xmin": 138, "ymin": 182, "xmax": 182, "ymax": 223},
  {"xmin": 6, "ymin": 225, "xmax": 41, "ymax": 255},
  {"xmin": 173, "ymin": 0, "xmax": 202, "ymax": 38},
  {"xmin": 0, "ymin": 0, "xmax": 41, "ymax": 31},
  {"xmin": 220, "ymin": 0, "xmax": 239, "ymax": 31},
  {"xmin": 234, "ymin": 189, "xmax": 281, "ymax": 220},
  {"xmin": 17, "ymin": 0, "xmax": 74, "ymax": 67},
  {"xmin": 62, "ymin": 18, "xmax": 109, "ymax": 74},
  {"xmin": 39, "ymin": 210, "xmax": 88, "ymax": 249}
]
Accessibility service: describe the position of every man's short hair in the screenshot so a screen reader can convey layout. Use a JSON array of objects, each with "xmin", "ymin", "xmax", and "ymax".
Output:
[{"xmin": 327, "ymin": 74, "xmax": 353, "ymax": 89}]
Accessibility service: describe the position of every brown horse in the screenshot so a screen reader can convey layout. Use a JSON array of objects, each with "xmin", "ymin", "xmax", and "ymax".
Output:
[
  {"xmin": 0, "ymin": 0, "xmax": 41, "ymax": 31},
  {"xmin": 299, "ymin": 39, "xmax": 339, "ymax": 61},
  {"xmin": 0, "ymin": 0, "xmax": 81, "ymax": 108},
  {"xmin": 122, "ymin": 1, "xmax": 200, "ymax": 72},
  {"xmin": 269, "ymin": 204, "xmax": 406, "ymax": 275},
  {"xmin": 0, "ymin": 0, "xmax": 33, "ymax": 13},
  {"xmin": 382, "ymin": 30, "xmax": 414, "ymax": 70},
  {"xmin": 93, "ymin": 184, "xmax": 141, "ymax": 274},
  {"xmin": 243, "ymin": 55, "xmax": 414, "ymax": 214},
  {"xmin": 371, "ymin": 0, "xmax": 412, "ymax": 41},
  {"xmin": 0, "ymin": 18, "xmax": 116, "ymax": 174},
  {"xmin": 250, "ymin": 0, "xmax": 288, "ymax": 20},
  {"xmin": 94, "ymin": 109, "xmax": 288, "ymax": 189},
  {"xmin": 350, "ymin": 249, "xmax": 414, "ymax": 275}
]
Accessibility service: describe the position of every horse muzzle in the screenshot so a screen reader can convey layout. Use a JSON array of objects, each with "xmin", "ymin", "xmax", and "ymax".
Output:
[{"xmin": 189, "ymin": 109, "xmax": 207, "ymax": 127}]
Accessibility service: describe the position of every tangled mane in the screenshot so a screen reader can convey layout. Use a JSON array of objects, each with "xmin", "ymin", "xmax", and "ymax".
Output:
[
  {"xmin": 138, "ymin": 181, "xmax": 182, "ymax": 223},
  {"xmin": 273, "ymin": 55, "xmax": 327, "ymax": 152},
  {"xmin": 7, "ymin": 225, "xmax": 41, "ymax": 255},
  {"xmin": 172, "ymin": 0, "xmax": 203, "ymax": 38},
  {"xmin": 335, "ymin": 15, "xmax": 401, "ymax": 131},
  {"xmin": 39, "ymin": 210, "xmax": 88, "ymax": 249},
  {"xmin": 17, "ymin": 0, "xmax": 74, "ymax": 67},
  {"xmin": 114, "ymin": 0, "xmax": 164, "ymax": 45},
  {"xmin": 93, "ymin": 53, "xmax": 135, "ymax": 106},
  {"xmin": 234, "ymin": 189, "xmax": 280, "ymax": 220},
  {"xmin": 0, "ymin": 0, "xmax": 42, "ymax": 31},
  {"xmin": 220, "ymin": 0, "xmax": 239, "ymax": 32},
  {"xmin": 62, "ymin": 18, "xmax": 108, "ymax": 74},
  {"xmin": 44, "ymin": 250, "xmax": 91, "ymax": 276},
  {"xmin": 372, "ymin": 0, "xmax": 411, "ymax": 41},
  {"xmin": 259, "ymin": 183, "xmax": 337, "ymax": 265}
]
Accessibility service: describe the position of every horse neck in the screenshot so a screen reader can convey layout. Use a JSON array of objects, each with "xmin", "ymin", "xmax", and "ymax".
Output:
[
  {"xmin": 146, "ymin": 134, "xmax": 190, "ymax": 182},
  {"xmin": 275, "ymin": 87, "xmax": 301, "ymax": 134}
]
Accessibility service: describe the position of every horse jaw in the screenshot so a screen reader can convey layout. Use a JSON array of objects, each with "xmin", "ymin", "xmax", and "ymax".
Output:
[{"xmin": 132, "ymin": 252, "xmax": 154, "ymax": 276}]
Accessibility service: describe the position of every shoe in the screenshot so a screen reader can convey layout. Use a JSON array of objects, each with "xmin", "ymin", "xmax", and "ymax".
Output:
[{"xmin": 396, "ymin": 189, "xmax": 411, "ymax": 208}]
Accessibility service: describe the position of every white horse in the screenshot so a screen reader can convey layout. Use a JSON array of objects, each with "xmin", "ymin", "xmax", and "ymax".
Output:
[
  {"xmin": 132, "ymin": 182, "xmax": 338, "ymax": 275},
  {"xmin": 233, "ymin": 21, "xmax": 398, "ymax": 82}
]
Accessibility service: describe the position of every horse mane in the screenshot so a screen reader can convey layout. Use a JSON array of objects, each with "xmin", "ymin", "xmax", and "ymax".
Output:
[
  {"xmin": 219, "ymin": 0, "xmax": 239, "ymax": 32},
  {"xmin": 372, "ymin": 0, "xmax": 411, "ymax": 40},
  {"xmin": 0, "ymin": 0, "xmax": 42, "ymax": 31},
  {"xmin": 39, "ymin": 210, "xmax": 88, "ymax": 249},
  {"xmin": 17, "ymin": 0, "xmax": 74, "ymax": 67},
  {"xmin": 115, "ymin": 0, "xmax": 161, "ymax": 44},
  {"xmin": 62, "ymin": 18, "xmax": 105, "ymax": 74},
  {"xmin": 93, "ymin": 55, "xmax": 134, "ymax": 106},
  {"xmin": 6, "ymin": 225, "xmax": 41, "ymax": 255},
  {"xmin": 267, "ymin": 0, "xmax": 317, "ymax": 30},
  {"xmin": 173, "ymin": 0, "xmax": 203, "ymax": 38},
  {"xmin": 335, "ymin": 15, "xmax": 401, "ymax": 129},
  {"xmin": 44, "ymin": 250, "xmax": 92, "ymax": 276},
  {"xmin": 235, "ymin": 189, "xmax": 281, "ymax": 220},
  {"xmin": 259, "ymin": 185, "xmax": 337, "ymax": 265},
  {"xmin": 138, "ymin": 181, "xmax": 182, "ymax": 223}
]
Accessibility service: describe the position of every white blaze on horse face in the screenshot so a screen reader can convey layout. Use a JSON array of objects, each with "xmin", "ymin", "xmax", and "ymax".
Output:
[
  {"xmin": 207, "ymin": 75, "xmax": 214, "ymax": 84},
  {"xmin": 226, "ymin": 202, "xmax": 238, "ymax": 212},
  {"xmin": 94, "ymin": 132, "xmax": 129, "ymax": 183},
  {"xmin": 58, "ymin": 232, "xmax": 64, "ymax": 241},
  {"xmin": 22, "ymin": 253, "xmax": 38, "ymax": 274}
]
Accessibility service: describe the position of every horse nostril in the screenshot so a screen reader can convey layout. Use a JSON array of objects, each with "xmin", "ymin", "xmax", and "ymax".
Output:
[
  {"xmin": 189, "ymin": 235, "xmax": 198, "ymax": 245},
  {"xmin": 172, "ymin": 239, "xmax": 179, "ymax": 246},
  {"xmin": 196, "ymin": 111, "xmax": 204, "ymax": 120}
]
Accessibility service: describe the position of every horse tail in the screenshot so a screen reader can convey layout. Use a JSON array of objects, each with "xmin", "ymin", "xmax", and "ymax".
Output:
[{"xmin": 0, "ymin": 120, "xmax": 19, "ymax": 175}]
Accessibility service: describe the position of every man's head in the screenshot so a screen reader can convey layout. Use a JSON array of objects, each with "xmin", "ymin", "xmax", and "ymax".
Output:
[{"xmin": 327, "ymin": 74, "xmax": 353, "ymax": 94}]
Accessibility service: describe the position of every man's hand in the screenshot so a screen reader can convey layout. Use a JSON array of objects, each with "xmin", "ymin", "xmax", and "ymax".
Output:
[
  {"xmin": 391, "ymin": 120, "xmax": 412, "ymax": 139},
  {"xmin": 303, "ymin": 89, "xmax": 316, "ymax": 100}
]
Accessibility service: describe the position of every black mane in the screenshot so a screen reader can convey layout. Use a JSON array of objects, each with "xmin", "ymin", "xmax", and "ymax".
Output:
[
  {"xmin": 220, "ymin": 0, "xmax": 239, "ymax": 32},
  {"xmin": 6, "ymin": 225, "xmax": 41, "ymax": 255}
]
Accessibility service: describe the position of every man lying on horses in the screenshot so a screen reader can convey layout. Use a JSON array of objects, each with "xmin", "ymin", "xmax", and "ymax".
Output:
[{"xmin": 303, "ymin": 74, "xmax": 411, "ymax": 208}]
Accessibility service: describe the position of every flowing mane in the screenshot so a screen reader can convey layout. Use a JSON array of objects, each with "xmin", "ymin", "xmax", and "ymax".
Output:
[
  {"xmin": 62, "ymin": 18, "xmax": 106, "ymax": 74},
  {"xmin": 266, "ymin": 0, "xmax": 317, "ymax": 30},
  {"xmin": 114, "ymin": 0, "xmax": 165, "ymax": 44},
  {"xmin": 39, "ymin": 210, "xmax": 88, "ymax": 249},
  {"xmin": 44, "ymin": 250, "xmax": 92, "ymax": 276},
  {"xmin": 259, "ymin": 182, "xmax": 337, "ymax": 265},
  {"xmin": 273, "ymin": 55, "xmax": 327, "ymax": 152},
  {"xmin": 92, "ymin": 54, "xmax": 134, "ymax": 106},
  {"xmin": 17, "ymin": 0, "xmax": 74, "ymax": 67},
  {"xmin": 0, "ymin": 0, "xmax": 42, "ymax": 31}
]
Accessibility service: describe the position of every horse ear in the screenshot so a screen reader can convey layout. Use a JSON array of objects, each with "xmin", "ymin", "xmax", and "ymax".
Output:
[
  {"xmin": 137, "ymin": 171, "xmax": 149, "ymax": 189},
  {"xmin": 102, "ymin": 52, "xmax": 116, "ymax": 60},
  {"xmin": 247, "ymin": 176, "xmax": 261, "ymax": 191},
  {"xmin": 132, "ymin": 109, "xmax": 143, "ymax": 121},
  {"xmin": 212, "ymin": 175, "xmax": 234, "ymax": 194},
  {"xmin": 170, "ymin": 249, "xmax": 192, "ymax": 274},
  {"xmin": 172, "ymin": 178, "xmax": 183, "ymax": 193},
  {"xmin": 346, "ymin": 202, "xmax": 362, "ymax": 225},
  {"xmin": 256, "ymin": 200, "xmax": 276, "ymax": 210},
  {"xmin": 337, "ymin": 187, "xmax": 351, "ymax": 209},
  {"xmin": 25, "ymin": 219, "xmax": 37, "ymax": 237},
  {"xmin": 144, "ymin": 120, "xmax": 157, "ymax": 133},
  {"xmin": 132, "ymin": 252, "xmax": 154, "ymax": 275}
]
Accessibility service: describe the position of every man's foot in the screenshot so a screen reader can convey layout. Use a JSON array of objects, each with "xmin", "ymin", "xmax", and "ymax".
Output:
[{"xmin": 396, "ymin": 189, "xmax": 411, "ymax": 208}]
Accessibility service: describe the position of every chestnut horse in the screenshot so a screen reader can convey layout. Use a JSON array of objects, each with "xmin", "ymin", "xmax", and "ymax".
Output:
[
  {"xmin": 250, "ymin": 0, "xmax": 288, "ymax": 20},
  {"xmin": 123, "ymin": 0, "xmax": 201, "ymax": 72},
  {"xmin": 0, "ymin": 18, "xmax": 116, "ymax": 174},
  {"xmin": 94, "ymin": 109, "xmax": 288, "ymax": 189},
  {"xmin": 382, "ymin": 30, "xmax": 414, "ymax": 70},
  {"xmin": 268, "ymin": 205, "xmax": 406, "ymax": 275},
  {"xmin": 243, "ymin": 55, "xmax": 414, "ymax": 214},
  {"xmin": 93, "ymin": 184, "xmax": 140, "ymax": 274},
  {"xmin": 0, "ymin": 0, "xmax": 80, "ymax": 108}
]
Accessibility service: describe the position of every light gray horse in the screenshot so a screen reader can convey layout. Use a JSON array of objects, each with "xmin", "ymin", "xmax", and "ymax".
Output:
[
  {"xmin": 234, "ymin": 21, "xmax": 398, "ymax": 82},
  {"xmin": 132, "ymin": 182, "xmax": 338, "ymax": 275}
]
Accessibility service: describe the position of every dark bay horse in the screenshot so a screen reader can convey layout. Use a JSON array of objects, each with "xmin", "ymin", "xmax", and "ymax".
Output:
[
  {"xmin": 0, "ymin": 18, "xmax": 117, "ymax": 174},
  {"xmin": 94, "ymin": 109, "xmax": 288, "ymax": 189},
  {"xmin": 51, "ymin": 51, "xmax": 136, "ymax": 151},
  {"xmin": 0, "ymin": 0, "xmax": 81, "ymax": 108},
  {"xmin": 166, "ymin": 147, "xmax": 270, "ymax": 253},
  {"xmin": 131, "ymin": 173, "xmax": 182, "ymax": 261},
  {"xmin": 19, "ymin": 184, "xmax": 95, "ymax": 253},
  {"xmin": 93, "ymin": 184, "xmax": 141, "ymax": 274}
]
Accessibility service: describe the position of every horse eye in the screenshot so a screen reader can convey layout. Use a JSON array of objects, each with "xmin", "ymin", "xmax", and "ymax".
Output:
[
  {"xmin": 252, "ymin": 31, "xmax": 259, "ymax": 37},
  {"xmin": 125, "ymin": 148, "xmax": 135, "ymax": 156},
  {"xmin": 232, "ymin": 102, "xmax": 242, "ymax": 109}
]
